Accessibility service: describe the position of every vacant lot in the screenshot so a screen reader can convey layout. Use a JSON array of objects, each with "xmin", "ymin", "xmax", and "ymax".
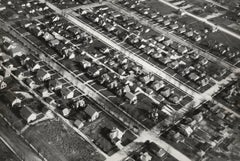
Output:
[
  {"xmin": 23, "ymin": 120, "xmax": 105, "ymax": 161},
  {"xmin": 0, "ymin": 139, "xmax": 19, "ymax": 161}
]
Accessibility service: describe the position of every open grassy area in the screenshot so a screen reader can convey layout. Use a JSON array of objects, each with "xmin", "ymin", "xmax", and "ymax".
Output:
[
  {"xmin": 23, "ymin": 120, "xmax": 105, "ymax": 161},
  {"xmin": 0, "ymin": 139, "xmax": 19, "ymax": 161}
]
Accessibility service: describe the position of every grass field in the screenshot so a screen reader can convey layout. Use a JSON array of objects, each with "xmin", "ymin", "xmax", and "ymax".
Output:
[
  {"xmin": 0, "ymin": 139, "xmax": 19, "ymax": 161},
  {"xmin": 23, "ymin": 120, "xmax": 105, "ymax": 161}
]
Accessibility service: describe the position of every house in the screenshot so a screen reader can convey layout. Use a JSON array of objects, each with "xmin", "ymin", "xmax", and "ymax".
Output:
[
  {"xmin": 87, "ymin": 66, "xmax": 102, "ymax": 77},
  {"xmin": 193, "ymin": 112, "xmax": 203, "ymax": 122},
  {"xmin": 36, "ymin": 69, "xmax": 51, "ymax": 81},
  {"xmin": 193, "ymin": 34, "xmax": 202, "ymax": 42},
  {"xmin": 167, "ymin": 60, "xmax": 179, "ymax": 69},
  {"xmin": 107, "ymin": 79, "xmax": 118, "ymax": 89},
  {"xmin": 62, "ymin": 108, "xmax": 71, "ymax": 117},
  {"xmin": 140, "ymin": 74, "xmax": 155, "ymax": 84},
  {"xmin": 38, "ymin": 87, "xmax": 50, "ymax": 98},
  {"xmin": 49, "ymin": 39, "xmax": 60, "ymax": 47},
  {"xmin": 0, "ymin": 4, "xmax": 6, "ymax": 11},
  {"xmin": 0, "ymin": 81, "xmax": 7, "ymax": 89},
  {"xmin": 31, "ymin": 27, "xmax": 44, "ymax": 37},
  {"xmin": 156, "ymin": 43, "xmax": 166, "ymax": 50},
  {"xmin": 12, "ymin": 68, "xmax": 26, "ymax": 80},
  {"xmin": 25, "ymin": 78, "xmax": 38, "ymax": 89},
  {"xmin": 73, "ymin": 97, "xmax": 86, "ymax": 109},
  {"xmin": 45, "ymin": 96, "xmax": 57, "ymax": 107},
  {"xmin": 3, "ymin": 91, "xmax": 22, "ymax": 107},
  {"xmin": 129, "ymin": 83, "xmax": 141, "ymax": 94},
  {"xmin": 154, "ymin": 95, "xmax": 165, "ymax": 102},
  {"xmin": 177, "ymin": 46, "xmax": 188, "ymax": 54},
  {"xmin": 3, "ymin": 42, "xmax": 24, "ymax": 57},
  {"xmin": 116, "ymin": 87, "xmax": 124, "ymax": 96},
  {"xmin": 139, "ymin": 152, "xmax": 152, "ymax": 161},
  {"xmin": 185, "ymin": 30, "xmax": 194, "ymax": 37},
  {"xmin": 124, "ymin": 157, "xmax": 135, "ymax": 161},
  {"xmin": 84, "ymin": 104, "xmax": 100, "ymax": 122},
  {"xmin": 62, "ymin": 48, "xmax": 75, "ymax": 59},
  {"xmin": 197, "ymin": 77, "xmax": 209, "ymax": 86},
  {"xmin": 179, "ymin": 124, "xmax": 193, "ymax": 137},
  {"xmin": 188, "ymin": 72, "xmax": 200, "ymax": 81},
  {"xmin": 160, "ymin": 87, "xmax": 173, "ymax": 97},
  {"xmin": 20, "ymin": 105, "xmax": 39, "ymax": 123},
  {"xmin": 197, "ymin": 142, "xmax": 211, "ymax": 157},
  {"xmin": 155, "ymin": 35, "xmax": 165, "ymax": 42},
  {"xmin": 181, "ymin": 66, "xmax": 194, "ymax": 76},
  {"xmin": 151, "ymin": 80, "xmax": 165, "ymax": 91},
  {"xmin": 109, "ymin": 127, "xmax": 125, "ymax": 143},
  {"xmin": 190, "ymin": 52, "xmax": 200, "ymax": 60},
  {"xmin": 0, "ymin": 68, "xmax": 11, "ymax": 78},
  {"xmin": 104, "ymin": 23, "xmax": 116, "ymax": 32},
  {"xmin": 169, "ymin": 94, "xmax": 182, "ymax": 104},
  {"xmin": 118, "ymin": 68, "xmax": 126, "ymax": 76},
  {"xmin": 200, "ymin": 58, "xmax": 209, "ymax": 65},
  {"xmin": 98, "ymin": 73, "xmax": 110, "ymax": 84},
  {"xmin": 0, "ymin": 52, "xmax": 11, "ymax": 63},
  {"xmin": 132, "ymin": 65, "xmax": 143, "ymax": 75},
  {"xmin": 48, "ymin": 79, "xmax": 62, "ymax": 91},
  {"xmin": 158, "ymin": 56, "xmax": 172, "ymax": 64},
  {"xmin": 80, "ymin": 59, "xmax": 91, "ymax": 69},
  {"xmin": 68, "ymin": 27, "xmax": 80, "ymax": 35},
  {"xmin": 170, "ymin": 41, "xmax": 179, "ymax": 50},
  {"xmin": 118, "ymin": 55, "xmax": 128, "ymax": 64},
  {"xmin": 61, "ymin": 87, "xmax": 74, "ymax": 99},
  {"xmin": 154, "ymin": 15, "xmax": 163, "ymax": 22},
  {"xmin": 99, "ymin": 47, "xmax": 111, "ymax": 54},
  {"xmin": 3, "ymin": 59, "xmax": 17, "ymax": 70},
  {"xmin": 125, "ymin": 91, "xmax": 137, "ymax": 104},
  {"xmin": 42, "ymin": 32, "xmax": 54, "ymax": 41},
  {"xmin": 170, "ymin": 23, "xmax": 179, "ymax": 30},
  {"xmin": 145, "ymin": 87, "xmax": 154, "ymax": 95},
  {"xmin": 143, "ymin": 46, "xmax": 155, "ymax": 55},
  {"xmin": 74, "ymin": 119, "xmax": 85, "ymax": 129},
  {"xmin": 148, "ymin": 142, "xmax": 166, "ymax": 158},
  {"xmin": 0, "ymin": 75, "xmax": 3, "ymax": 82},
  {"xmin": 18, "ymin": 55, "xmax": 30, "ymax": 65},
  {"xmin": 163, "ymin": 19, "xmax": 171, "ymax": 26},
  {"xmin": 178, "ymin": 27, "xmax": 186, "ymax": 34}
]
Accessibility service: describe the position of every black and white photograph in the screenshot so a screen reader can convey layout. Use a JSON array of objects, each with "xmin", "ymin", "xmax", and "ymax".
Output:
[{"xmin": 0, "ymin": 0, "xmax": 240, "ymax": 161}]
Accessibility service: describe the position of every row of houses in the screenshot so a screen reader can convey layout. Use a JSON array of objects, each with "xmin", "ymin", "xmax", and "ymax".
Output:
[
  {"xmin": 165, "ymin": 101, "xmax": 236, "ymax": 158},
  {"xmin": 80, "ymin": 6, "xmax": 215, "ymax": 89},
  {"xmin": 119, "ymin": 0, "xmax": 205, "ymax": 42},
  {"xmin": 1, "ymin": 0, "xmax": 52, "ymax": 20}
]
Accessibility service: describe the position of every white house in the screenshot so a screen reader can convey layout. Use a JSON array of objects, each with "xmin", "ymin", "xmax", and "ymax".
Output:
[
  {"xmin": 36, "ymin": 69, "xmax": 51, "ymax": 81},
  {"xmin": 0, "ymin": 81, "xmax": 7, "ymax": 89},
  {"xmin": 84, "ymin": 105, "xmax": 99, "ymax": 122},
  {"xmin": 61, "ymin": 87, "xmax": 74, "ymax": 99},
  {"xmin": 74, "ymin": 119, "xmax": 85, "ymax": 129},
  {"xmin": 109, "ymin": 127, "xmax": 125, "ymax": 143},
  {"xmin": 125, "ymin": 91, "xmax": 137, "ymax": 104},
  {"xmin": 20, "ymin": 105, "xmax": 38, "ymax": 123}
]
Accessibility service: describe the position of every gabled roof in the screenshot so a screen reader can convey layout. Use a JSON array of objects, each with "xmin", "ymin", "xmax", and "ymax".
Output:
[
  {"xmin": 20, "ymin": 105, "xmax": 37, "ymax": 120},
  {"xmin": 125, "ymin": 91, "xmax": 137, "ymax": 100},
  {"xmin": 37, "ymin": 69, "xmax": 50, "ymax": 79},
  {"xmin": 84, "ymin": 104, "xmax": 99, "ymax": 117}
]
